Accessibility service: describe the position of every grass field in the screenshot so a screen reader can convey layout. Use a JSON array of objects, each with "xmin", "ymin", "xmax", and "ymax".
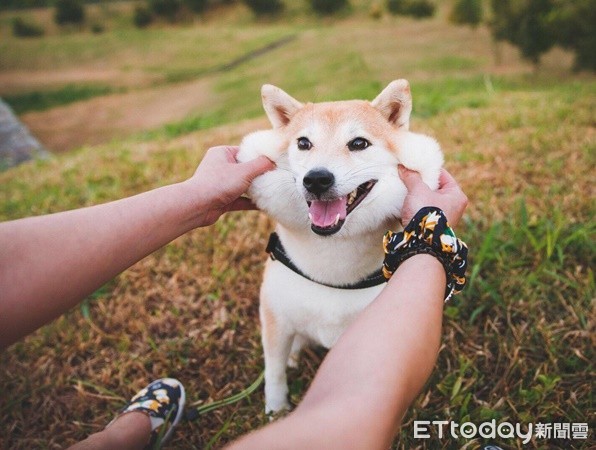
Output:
[{"xmin": 0, "ymin": 1, "xmax": 594, "ymax": 449}]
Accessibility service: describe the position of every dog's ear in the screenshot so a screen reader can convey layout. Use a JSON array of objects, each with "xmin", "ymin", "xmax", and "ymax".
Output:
[
  {"xmin": 371, "ymin": 79, "xmax": 412, "ymax": 130},
  {"xmin": 262, "ymin": 84, "xmax": 303, "ymax": 128}
]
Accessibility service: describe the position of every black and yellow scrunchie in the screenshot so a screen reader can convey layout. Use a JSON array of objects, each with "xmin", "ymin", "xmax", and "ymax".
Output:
[{"xmin": 382, "ymin": 207, "xmax": 468, "ymax": 302}]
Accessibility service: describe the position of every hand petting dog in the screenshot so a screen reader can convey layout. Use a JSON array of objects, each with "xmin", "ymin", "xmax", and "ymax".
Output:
[
  {"xmin": 185, "ymin": 145, "xmax": 275, "ymax": 227},
  {"xmin": 398, "ymin": 165, "xmax": 468, "ymax": 228}
]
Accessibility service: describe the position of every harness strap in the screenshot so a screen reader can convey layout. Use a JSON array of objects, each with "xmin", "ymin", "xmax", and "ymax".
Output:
[{"xmin": 266, "ymin": 232, "xmax": 387, "ymax": 290}]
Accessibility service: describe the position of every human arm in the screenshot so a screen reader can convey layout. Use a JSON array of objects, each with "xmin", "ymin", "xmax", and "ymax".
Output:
[
  {"xmin": 0, "ymin": 146, "xmax": 274, "ymax": 350},
  {"xmin": 230, "ymin": 254, "xmax": 445, "ymax": 450},
  {"xmin": 228, "ymin": 167, "xmax": 468, "ymax": 450}
]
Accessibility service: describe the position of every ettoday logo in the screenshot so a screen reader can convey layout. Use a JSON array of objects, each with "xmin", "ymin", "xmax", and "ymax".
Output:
[{"xmin": 413, "ymin": 420, "xmax": 589, "ymax": 444}]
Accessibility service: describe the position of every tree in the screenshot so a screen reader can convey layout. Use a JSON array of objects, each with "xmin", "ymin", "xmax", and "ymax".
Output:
[
  {"xmin": 310, "ymin": 0, "xmax": 349, "ymax": 15},
  {"xmin": 387, "ymin": 0, "xmax": 435, "ymax": 19},
  {"xmin": 489, "ymin": 0, "xmax": 555, "ymax": 66},
  {"xmin": 450, "ymin": 0, "xmax": 483, "ymax": 28},
  {"xmin": 243, "ymin": 0, "xmax": 284, "ymax": 16},
  {"xmin": 185, "ymin": 0, "xmax": 209, "ymax": 13},
  {"xmin": 133, "ymin": 4, "xmax": 153, "ymax": 28},
  {"xmin": 54, "ymin": 0, "xmax": 85, "ymax": 25},
  {"xmin": 12, "ymin": 17, "xmax": 45, "ymax": 37},
  {"xmin": 548, "ymin": 0, "xmax": 596, "ymax": 71},
  {"xmin": 149, "ymin": 0, "xmax": 181, "ymax": 21}
]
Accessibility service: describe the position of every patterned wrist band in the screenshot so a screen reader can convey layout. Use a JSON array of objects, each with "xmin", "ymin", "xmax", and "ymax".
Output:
[{"xmin": 382, "ymin": 206, "xmax": 468, "ymax": 302}]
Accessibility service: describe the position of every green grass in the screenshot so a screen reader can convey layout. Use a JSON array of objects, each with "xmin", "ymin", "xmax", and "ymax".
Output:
[
  {"xmin": 3, "ymin": 84, "xmax": 119, "ymax": 114},
  {"xmin": 0, "ymin": 24, "xmax": 294, "ymax": 72},
  {"xmin": 0, "ymin": 3, "xmax": 594, "ymax": 449}
]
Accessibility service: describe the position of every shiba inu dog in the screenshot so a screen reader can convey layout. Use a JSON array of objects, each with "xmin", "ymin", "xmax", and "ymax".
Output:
[{"xmin": 237, "ymin": 80, "xmax": 444, "ymax": 413}]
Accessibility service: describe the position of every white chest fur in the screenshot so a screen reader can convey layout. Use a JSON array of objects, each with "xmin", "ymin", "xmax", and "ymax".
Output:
[{"xmin": 264, "ymin": 264, "xmax": 384, "ymax": 347}]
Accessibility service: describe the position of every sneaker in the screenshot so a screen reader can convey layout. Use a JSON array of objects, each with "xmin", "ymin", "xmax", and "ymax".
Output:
[{"xmin": 117, "ymin": 378, "xmax": 186, "ymax": 449}]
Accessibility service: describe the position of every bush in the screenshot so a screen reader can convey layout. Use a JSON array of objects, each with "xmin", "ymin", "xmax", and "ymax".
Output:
[
  {"xmin": 11, "ymin": 17, "xmax": 45, "ymax": 37},
  {"xmin": 309, "ymin": 0, "xmax": 349, "ymax": 15},
  {"xmin": 2, "ymin": 0, "xmax": 49, "ymax": 10},
  {"xmin": 90, "ymin": 23, "xmax": 104, "ymax": 34},
  {"xmin": 185, "ymin": 0, "xmax": 208, "ymax": 13},
  {"xmin": 369, "ymin": 1, "xmax": 383, "ymax": 19},
  {"xmin": 243, "ymin": 0, "xmax": 284, "ymax": 15},
  {"xmin": 450, "ymin": 0, "xmax": 482, "ymax": 28},
  {"xmin": 387, "ymin": 0, "xmax": 435, "ymax": 18},
  {"xmin": 387, "ymin": 0, "xmax": 404, "ymax": 14},
  {"xmin": 404, "ymin": 0, "xmax": 434, "ymax": 17},
  {"xmin": 133, "ymin": 4, "xmax": 153, "ymax": 27},
  {"xmin": 149, "ymin": 0, "xmax": 181, "ymax": 21},
  {"xmin": 54, "ymin": 0, "xmax": 85, "ymax": 25}
]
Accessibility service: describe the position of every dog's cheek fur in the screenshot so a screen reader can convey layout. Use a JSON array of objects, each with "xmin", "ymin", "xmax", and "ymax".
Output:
[
  {"xmin": 395, "ymin": 132, "xmax": 444, "ymax": 190},
  {"xmin": 341, "ymin": 132, "xmax": 444, "ymax": 233},
  {"xmin": 238, "ymin": 131, "xmax": 309, "ymax": 230},
  {"xmin": 237, "ymin": 129, "xmax": 286, "ymax": 162}
]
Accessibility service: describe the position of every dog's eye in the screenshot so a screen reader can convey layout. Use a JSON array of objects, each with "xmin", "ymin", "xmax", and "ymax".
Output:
[
  {"xmin": 347, "ymin": 137, "xmax": 370, "ymax": 151},
  {"xmin": 297, "ymin": 137, "xmax": 312, "ymax": 151}
]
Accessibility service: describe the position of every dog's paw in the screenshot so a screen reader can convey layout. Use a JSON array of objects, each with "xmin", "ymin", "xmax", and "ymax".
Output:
[
  {"xmin": 265, "ymin": 396, "xmax": 290, "ymax": 416},
  {"xmin": 265, "ymin": 405, "xmax": 292, "ymax": 421}
]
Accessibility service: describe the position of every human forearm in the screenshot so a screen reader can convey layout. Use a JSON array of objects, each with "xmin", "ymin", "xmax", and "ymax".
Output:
[
  {"xmin": 0, "ymin": 146, "xmax": 274, "ymax": 350},
  {"xmin": 230, "ymin": 254, "xmax": 445, "ymax": 450},
  {"xmin": 0, "ymin": 181, "xmax": 202, "ymax": 349}
]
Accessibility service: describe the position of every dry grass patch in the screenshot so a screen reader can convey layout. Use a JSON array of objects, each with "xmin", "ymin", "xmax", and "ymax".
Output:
[{"xmin": 1, "ymin": 78, "xmax": 594, "ymax": 448}]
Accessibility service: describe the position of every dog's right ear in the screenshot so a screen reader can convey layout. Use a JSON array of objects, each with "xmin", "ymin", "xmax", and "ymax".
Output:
[{"xmin": 262, "ymin": 84, "xmax": 303, "ymax": 128}]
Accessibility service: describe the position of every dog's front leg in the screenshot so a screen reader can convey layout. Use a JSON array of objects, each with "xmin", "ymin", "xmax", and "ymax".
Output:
[
  {"xmin": 260, "ymin": 301, "xmax": 293, "ymax": 414},
  {"xmin": 287, "ymin": 334, "xmax": 307, "ymax": 369}
]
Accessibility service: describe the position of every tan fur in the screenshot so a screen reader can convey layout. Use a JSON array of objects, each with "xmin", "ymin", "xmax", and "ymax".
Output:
[{"xmin": 259, "ymin": 293, "xmax": 277, "ymax": 347}]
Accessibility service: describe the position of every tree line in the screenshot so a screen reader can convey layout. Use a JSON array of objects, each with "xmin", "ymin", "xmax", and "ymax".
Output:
[{"xmin": 7, "ymin": 0, "xmax": 594, "ymax": 71}]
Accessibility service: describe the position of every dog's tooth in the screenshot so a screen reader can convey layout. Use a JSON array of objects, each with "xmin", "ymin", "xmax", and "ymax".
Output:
[
  {"xmin": 334, "ymin": 213, "xmax": 340, "ymax": 226},
  {"xmin": 308, "ymin": 213, "xmax": 313, "ymax": 222},
  {"xmin": 348, "ymin": 190, "xmax": 357, "ymax": 204}
]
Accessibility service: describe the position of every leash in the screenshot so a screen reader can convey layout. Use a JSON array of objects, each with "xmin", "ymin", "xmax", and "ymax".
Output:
[
  {"xmin": 266, "ymin": 232, "xmax": 387, "ymax": 290},
  {"xmin": 185, "ymin": 371, "xmax": 264, "ymax": 421}
]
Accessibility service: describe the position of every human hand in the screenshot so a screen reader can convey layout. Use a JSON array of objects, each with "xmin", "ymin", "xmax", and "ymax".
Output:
[
  {"xmin": 398, "ymin": 165, "xmax": 468, "ymax": 228},
  {"xmin": 185, "ymin": 146, "xmax": 275, "ymax": 227}
]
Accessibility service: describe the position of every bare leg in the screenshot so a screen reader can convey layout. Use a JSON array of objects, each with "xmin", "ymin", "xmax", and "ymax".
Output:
[{"xmin": 68, "ymin": 412, "xmax": 151, "ymax": 450}]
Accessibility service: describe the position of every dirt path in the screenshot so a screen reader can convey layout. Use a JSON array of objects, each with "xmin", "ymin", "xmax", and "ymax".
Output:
[
  {"xmin": 0, "ymin": 68, "xmax": 158, "ymax": 95},
  {"xmin": 19, "ymin": 77, "xmax": 217, "ymax": 152},
  {"xmin": 8, "ymin": 35, "xmax": 297, "ymax": 152}
]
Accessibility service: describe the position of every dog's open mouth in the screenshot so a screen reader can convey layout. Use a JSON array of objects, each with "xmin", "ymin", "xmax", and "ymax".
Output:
[{"xmin": 307, "ymin": 180, "xmax": 377, "ymax": 236}]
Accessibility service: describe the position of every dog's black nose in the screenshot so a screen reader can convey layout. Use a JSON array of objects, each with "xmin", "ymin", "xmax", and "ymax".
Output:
[{"xmin": 303, "ymin": 168, "xmax": 335, "ymax": 195}]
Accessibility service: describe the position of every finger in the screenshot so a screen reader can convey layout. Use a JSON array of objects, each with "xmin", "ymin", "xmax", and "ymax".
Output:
[
  {"xmin": 437, "ymin": 168, "xmax": 460, "ymax": 191},
  {"xmin": 225, "ymin": 196, "xmax": 259, "ymax": 212},
  {"xmin": 240, "ymin": 155, "xmax": 276, "ymax": 181},
  {"xmin": 398, "ymin": 164, "xmax": 428, "ymax": 192},
  {"xmin": 222, "ymin": 146, "xmax": 240, "ymax": 163}
]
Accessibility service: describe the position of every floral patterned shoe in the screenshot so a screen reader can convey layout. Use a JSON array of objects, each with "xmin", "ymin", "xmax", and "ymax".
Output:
[{"xmin": 115, "ymin": 378, "xmax": 186, "ymax": 449}]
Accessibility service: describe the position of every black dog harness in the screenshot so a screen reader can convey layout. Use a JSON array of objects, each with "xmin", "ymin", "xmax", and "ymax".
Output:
[{"xmin": 266, "ymin": 232, "xmax": 387, "ymax": 290}]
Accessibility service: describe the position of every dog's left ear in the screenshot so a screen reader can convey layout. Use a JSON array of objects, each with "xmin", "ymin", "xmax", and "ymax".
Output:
[
  {"xmin": 371, "ymin": 79, "xmax": 412, "ymax": 130},
  {"xmin": 262, "ymin": 84, "xmax": 303, "ymax": 129}
]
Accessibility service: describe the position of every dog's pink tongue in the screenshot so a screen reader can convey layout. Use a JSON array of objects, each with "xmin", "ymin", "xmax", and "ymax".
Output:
[{"xmin": 309, "ymin": 197, "xmax": 347, "ymax": 227}]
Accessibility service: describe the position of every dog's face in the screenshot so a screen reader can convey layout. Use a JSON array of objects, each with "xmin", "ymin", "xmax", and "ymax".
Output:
[{"xmin": 239, "ymin": 80, "xmax": 443, "ymax": 237}]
